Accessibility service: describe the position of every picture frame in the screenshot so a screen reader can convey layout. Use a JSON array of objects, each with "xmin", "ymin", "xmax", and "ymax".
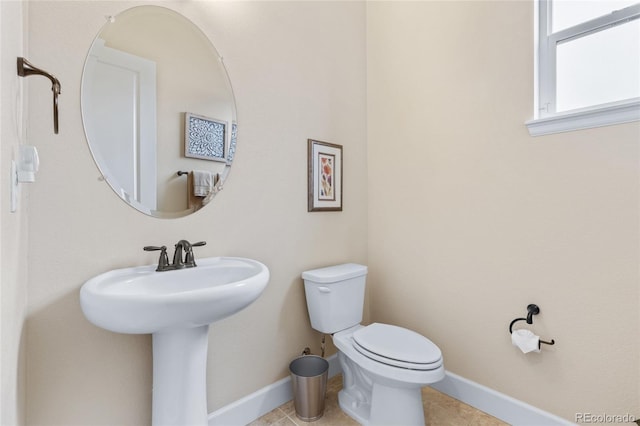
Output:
[
  {"xmin": 308, "ymin": 139, "xmax": 343, "ymax": 212},
  {"xmin": 226, "ymin": 122, "xmax": 237, "ymax": 165},
  {"xmin": 184, "ymin": 112, "xmax": 227, "ymax": 162}
]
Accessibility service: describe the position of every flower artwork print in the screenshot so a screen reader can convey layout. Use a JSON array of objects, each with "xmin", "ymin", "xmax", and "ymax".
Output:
[
  {"xmin": 318, "ymin": 154, "xmax": 335, "ymax": 201},
  {"xmin": 185, "ymin": 113, "xmax": 227, "ymax": 162},
  {"xmin": 308, "ymin": 139, "xmax": 342, "ymax": 212}
]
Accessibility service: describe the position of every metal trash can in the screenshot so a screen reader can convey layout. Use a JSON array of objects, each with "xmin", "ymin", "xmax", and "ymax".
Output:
[{"xmin": 289, "ymin": 355, "xmax": 329, "ymax": 421}]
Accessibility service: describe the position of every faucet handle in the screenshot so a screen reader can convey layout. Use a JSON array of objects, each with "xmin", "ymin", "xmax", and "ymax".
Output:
[
  {"xmin": 144, "ymin": 245, "xmax": 170, "ymax": 271},
  {"xmin": 185, "ymin": 241, "xmax": 206, "ymax": 267}
]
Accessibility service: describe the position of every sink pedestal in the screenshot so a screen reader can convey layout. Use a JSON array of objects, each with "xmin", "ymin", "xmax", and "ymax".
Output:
[{"xmin": 152, "ymin": 325, "xmax": 209, "ymax": 426}]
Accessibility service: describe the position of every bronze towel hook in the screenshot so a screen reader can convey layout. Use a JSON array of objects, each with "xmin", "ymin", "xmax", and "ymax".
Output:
[{"xmin": 17, "ymin": 57, "xmax": 61, "ymax": 134}]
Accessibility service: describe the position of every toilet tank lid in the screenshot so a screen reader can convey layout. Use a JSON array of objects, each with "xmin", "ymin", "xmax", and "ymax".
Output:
[{"xmin": 302, "ymin": 263, "xmax": 367, "ymax": 283}]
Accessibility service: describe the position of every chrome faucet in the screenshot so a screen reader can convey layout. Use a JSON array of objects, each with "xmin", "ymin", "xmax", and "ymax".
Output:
[{"xmin": 144, "ymin": 240, "xmax": 206, "ymax": 272}]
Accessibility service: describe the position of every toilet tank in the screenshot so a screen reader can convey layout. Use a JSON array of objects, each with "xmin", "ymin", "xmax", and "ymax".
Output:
[{"xmin": 301, "ymin": 263, "xmax": 367, "ymax": 334}]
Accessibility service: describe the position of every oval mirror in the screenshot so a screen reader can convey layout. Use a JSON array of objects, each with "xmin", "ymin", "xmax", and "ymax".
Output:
[{"xmin": 81, "ymin": 6, "xmax": 237, "ymax": 218}]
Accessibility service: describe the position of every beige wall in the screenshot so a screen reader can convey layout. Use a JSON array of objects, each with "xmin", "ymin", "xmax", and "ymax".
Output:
[
  {"xmin": 21, "ymin": 1, "xmax": 366, "ymax": 424},
  {"xmin": 5, "ymin": 1, "xmax": 639, "ymax": 425},
  {"xmin": 1, "ymin": 0, "xmax": 28, "ymax": 424},
  {"xmin": 367, "ymin": 1, "xmax": 639, "ymax": 422}
]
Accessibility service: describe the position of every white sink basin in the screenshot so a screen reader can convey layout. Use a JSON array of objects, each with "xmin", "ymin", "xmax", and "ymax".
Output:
[
  {"xmin": 80, "ymin": 256, "xmax": 269, "ymax": 334},
  {"xmin": 80, "ymin": 256, "xmax": 269, "ymax": 426}
]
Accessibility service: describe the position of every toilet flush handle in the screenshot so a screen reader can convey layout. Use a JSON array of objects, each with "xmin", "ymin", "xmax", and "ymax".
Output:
[{"xmin": 318, "ymin": 287, "xmax": 331, "ymax": 293}]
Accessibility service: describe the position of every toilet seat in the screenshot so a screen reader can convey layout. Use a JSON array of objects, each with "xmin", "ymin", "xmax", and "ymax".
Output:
[{"xmin": 352, "ymin": 323, "xmax": 442, "ymax": 371}]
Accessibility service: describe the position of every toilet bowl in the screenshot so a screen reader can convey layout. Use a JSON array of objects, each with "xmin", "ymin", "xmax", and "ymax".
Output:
[
  {"xmin": 301, "ymin": 264, "xmax": 445, "ymax": 425},
  {"xmin": 333, "ymin": 324, "xmax": 444, "ymax": 425}
]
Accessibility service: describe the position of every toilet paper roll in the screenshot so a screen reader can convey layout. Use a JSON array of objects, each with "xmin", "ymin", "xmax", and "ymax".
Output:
[{"xmin": 511, "ymin": 329, "xmax": 541, "ymax": 353}]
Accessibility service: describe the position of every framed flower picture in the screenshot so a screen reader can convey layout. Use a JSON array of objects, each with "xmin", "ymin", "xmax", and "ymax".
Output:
[
  {"xmin": 308, "ymin": 139, "xmax": 343, "ymax": 212},
  {"xmin": 185, "ymin": 112, "xmax": 227, "ymax": 162}
]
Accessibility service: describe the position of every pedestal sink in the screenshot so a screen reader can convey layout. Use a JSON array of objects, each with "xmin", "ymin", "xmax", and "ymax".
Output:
[{"xmin": 80, "ymin": 257, "xmax": 269, "ymax": 426}]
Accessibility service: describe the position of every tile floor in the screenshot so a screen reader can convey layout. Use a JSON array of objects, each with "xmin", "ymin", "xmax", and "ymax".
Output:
[{"xmin": 249, "ymin": 374, "xmax": 508, "ymax": 426}]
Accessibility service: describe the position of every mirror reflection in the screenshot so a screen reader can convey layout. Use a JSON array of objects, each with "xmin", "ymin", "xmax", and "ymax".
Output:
[{"xmin": 81, "ymin": 6, "xmax": 237, "ymax": 218}]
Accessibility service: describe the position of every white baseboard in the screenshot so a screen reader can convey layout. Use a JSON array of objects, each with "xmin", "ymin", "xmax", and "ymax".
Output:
[
  {"xmin": 208, "ymin": 354, "xmax": 341, "ymax": 426},
  {"xmin": 430, "ymin": 371, "xmax": 575, "ymax": 426},
  {"xmin": 209, "ymin": 357, "xmax": 573, "ymax": 426}
]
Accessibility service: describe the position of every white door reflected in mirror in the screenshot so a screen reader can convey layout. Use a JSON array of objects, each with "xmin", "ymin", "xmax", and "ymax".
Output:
[{"xmin": 83, "ymin": 39, "xmax": 158, "ymax": 211}]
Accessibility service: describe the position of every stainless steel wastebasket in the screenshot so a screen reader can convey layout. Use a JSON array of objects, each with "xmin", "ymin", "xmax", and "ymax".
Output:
[{"xmin": 289, "ymin": 355, "xmax": 329, "ymax": 421}]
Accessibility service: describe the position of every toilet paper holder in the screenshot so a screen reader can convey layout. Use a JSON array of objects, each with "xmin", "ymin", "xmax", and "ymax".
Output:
[{"xmin": 509, "ymin": 304, "xmax": 555, "ymax": 349}]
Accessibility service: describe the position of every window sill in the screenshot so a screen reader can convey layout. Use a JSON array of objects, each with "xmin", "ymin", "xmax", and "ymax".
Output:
[{"xmin": 525, "ymin": 100, "xmax": 640, "ymax": 137}]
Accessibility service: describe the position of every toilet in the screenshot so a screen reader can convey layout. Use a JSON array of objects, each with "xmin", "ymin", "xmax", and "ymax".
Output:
[{"xmin": 302, "ymin": 263, "xmax": 445, "ymax": 426}]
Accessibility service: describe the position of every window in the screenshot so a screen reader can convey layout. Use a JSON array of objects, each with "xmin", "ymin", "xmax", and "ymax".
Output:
[{"xmin": 526, "ymin": 0, "xmax": 640, "ymax": 136}]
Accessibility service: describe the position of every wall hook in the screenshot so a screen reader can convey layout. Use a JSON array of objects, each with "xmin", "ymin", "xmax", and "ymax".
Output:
[
  {"xmin": 509, "ymin": 304, "xmax": 555, "ymax": 349},
  {"xmin": 17, "ymin": 57, "xmax": 61, "ymax": 134}
]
